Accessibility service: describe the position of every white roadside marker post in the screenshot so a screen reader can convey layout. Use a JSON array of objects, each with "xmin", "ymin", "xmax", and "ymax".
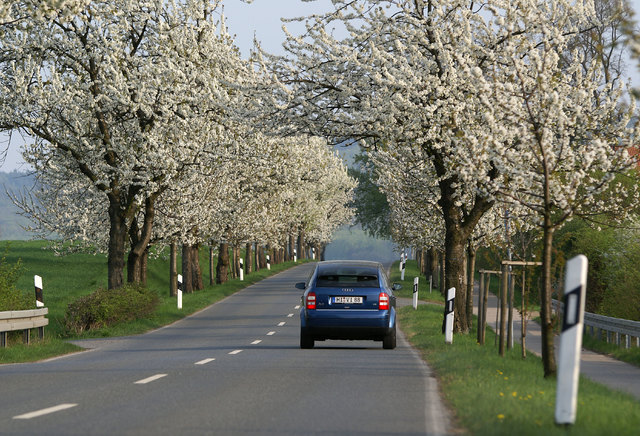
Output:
[
  {"xmin": 555, "ymin": 255, "xmax": 588, "ymax": 426},
  {"xmin": 400, "ymin": 253, "xmax": 406, "ymax": 281},
  {"xmin": 177, "ymin": 274, "xmax": 183, "ymax": 310},
  {"xmin": 293, "ymin": 248, "xmax": 297, "ymax": 263},
  {"xmin": 412, "ymin": 277, "xmax": 419, "ymax": 310},
  {"xmin": 443, "ymin": 287, "xmax": 455, "ymax": 344},
  {"xmin": 34, "ymin": 275, "xmax": 44, "ymax": 308},
  {"xmin": 239, "ymin": 258, "xmax": 244, "ymax": 281},
  {"xmin": 266, "ymin": 254, "xmax": 271, "ymax": 270}
]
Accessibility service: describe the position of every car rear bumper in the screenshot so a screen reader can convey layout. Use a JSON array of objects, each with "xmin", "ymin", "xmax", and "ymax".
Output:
[{"xmin": 301, "ymin": 309, "xmax": 395, "ymax": 340}]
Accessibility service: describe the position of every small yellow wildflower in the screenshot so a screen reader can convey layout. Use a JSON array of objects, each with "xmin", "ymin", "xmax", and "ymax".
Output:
[
  {"xmin": 497, "ymin": 414, "xmax": 505, "ymax": 421},
  {"xmin": 512, "ymin": 392, "xmax": 518, "ymax": 397}
]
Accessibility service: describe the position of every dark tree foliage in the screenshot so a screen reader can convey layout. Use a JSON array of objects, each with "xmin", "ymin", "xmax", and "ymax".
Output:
[{"xmin": 348, "ymin": 151, "xmax": 391, "ymax": 240}]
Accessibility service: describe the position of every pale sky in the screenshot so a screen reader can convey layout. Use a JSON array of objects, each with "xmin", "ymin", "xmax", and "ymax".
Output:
[{"xmin": 2, "ymin": 0, "xmax": 640, "ymax": 171}]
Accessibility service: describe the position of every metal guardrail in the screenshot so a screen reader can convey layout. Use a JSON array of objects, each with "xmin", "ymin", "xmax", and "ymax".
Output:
[
  {"xmin": 552, "ymin": 300, "xmax": 640, "ymax": 348},
  {"xmin": 0, "ymin": 308, "xmax": 49, "ymax": 347}
]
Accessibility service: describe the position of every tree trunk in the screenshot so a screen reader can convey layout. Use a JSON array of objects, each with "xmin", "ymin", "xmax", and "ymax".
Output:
[
  {"xmin": 287, "ymin": 234, "xmax": 294, "ymax": 261},
  {"xmin": 257, "ymin": 245, "xmax": 265, "ymax": 270},
  {"xmin": 127, "ymin": 196, "xmax": 157, "ymax": 284},
  {"xmin": 245, "ymin": 243, "xmax": 253, "ymax": 274},
  {"xmin": 216, "ymin": 242, "xmax": 230, "ymax": 284},
  {"xmin": 428, "ymin": 247, "xmax": 439, "ymax": 289},
  {"xmin": 192, "ymin": 243, "xmax": 204, "ymax": 291},
  {"xmin": 170, "ymin": 243, "xmax": 178, "ymax": 297},
  {"xmin": 107, "ymin": 195, "xmax": 128, "ymax": 290},
  {"xmin": 466, "ymin": 243, "xmax": 477, "ymax": 332},
  {"xmin": 297, "ymin": 230, "xmax": 305, "ymax": 260},
  {"xmin": 209, "ymin": 244, "xmax": 215, "ymax": 285},
  {"xmin": 444, "ymin": 228, "xmax": 468, "ymax": 333},
  {"xmin": 182, "ymin": 244, "xmax": 194, "ymax": 293},
  {"xmin": 540, "ymin": 221, "xmax": 557, "ymax": 377}
]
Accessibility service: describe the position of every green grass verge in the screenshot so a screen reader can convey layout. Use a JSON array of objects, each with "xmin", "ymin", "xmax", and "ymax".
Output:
[
  {"xmin": 389, "ymin": 259, "xmax": 444, "ymax": 304},
  {"xmin": 582, "ymin": 334, "xmax": 640, "ymax": 368},
  {"xmin": 398, "ymin": 304, "xmax": 640, "ymax": 435},
  {"xmin": 1, "ymin": 240, "xmax": 307, "ymax": 363}
]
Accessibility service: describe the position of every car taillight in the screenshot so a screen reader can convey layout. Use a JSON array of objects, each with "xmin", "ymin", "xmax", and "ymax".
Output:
[
  {"xmin": 379, "ymin": 292, "xmax": 390, "ymax": 310},
  {"xmin": 306, "ymin": 291, "xmax": 316, "ymax": 310}
]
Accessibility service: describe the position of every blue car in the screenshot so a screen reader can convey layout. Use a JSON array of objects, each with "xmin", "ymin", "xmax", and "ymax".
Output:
[{"xmin": 296, "ymin": 260, "xmax": 400, "ymax": 349}]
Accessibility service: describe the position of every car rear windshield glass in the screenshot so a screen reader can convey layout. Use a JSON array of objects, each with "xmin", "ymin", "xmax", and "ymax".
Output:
[{"xmin": 315, "ymin": 268, "xmax": 380, "ymax": 288}]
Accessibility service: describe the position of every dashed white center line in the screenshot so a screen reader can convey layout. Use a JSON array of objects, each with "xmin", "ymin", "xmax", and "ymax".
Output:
[
  {"xmin": 13, "ymin": 403, "xmax": 78, "ymax": 420},
  {"xmin": 287, "ymin": 313, "xmax": 294, "ymax": 318},
  {"xmin": 278, "ymin": 322, "xmax": 286, "ymax": 326},
  {"xmin": 229, "ymin": 349, "xmax": 243, "ymax": 355},
  {"xmin": 267, "ymin": 331, "xmax": 276, "ymax": 336},
  {"xmin": 195, "ymin": 358, "xmax": 216, "ymax": 365},
  {"xmin": 294, "ymin": 305, "xmax": 300, "ymax": 309},
  {"xmin": 135, "ymin": 374, "xmax": 167, "ymax": 384},
  {"xmin": 251, "ymin": 340, "xmax": 262, "ymax": 345}
]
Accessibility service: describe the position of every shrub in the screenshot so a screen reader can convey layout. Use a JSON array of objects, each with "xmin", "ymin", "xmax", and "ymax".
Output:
[
  {"xmin": 64, "ymin": 283, "xmax": 159, "ymax": 334},
  {"xmin": 0, "ymin": 249, "xmax": 31, "ymax": 311}
]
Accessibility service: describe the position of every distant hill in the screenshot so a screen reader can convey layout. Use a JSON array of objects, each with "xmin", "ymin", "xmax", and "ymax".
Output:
[{"xmin": 0, "ymin": 171, "xmax": 36, "ymax": 240}]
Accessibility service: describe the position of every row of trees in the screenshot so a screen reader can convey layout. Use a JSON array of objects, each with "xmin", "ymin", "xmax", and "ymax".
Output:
[
  {"xmin": 0, "ymin": 2, "xmax": 355, "ymax": 291},
  {"xmin": 259, "ymin": 0, "xmax": 640, "ymax": 377}
]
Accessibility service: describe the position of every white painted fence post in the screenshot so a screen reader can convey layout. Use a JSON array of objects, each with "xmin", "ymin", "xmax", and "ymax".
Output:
[
  {"xmin": 177, "ymin": 274, "xmax": 183, "ymax": 310},
  {"xmin": 444, "ymin": 287, "xmax": 455, "ymax": 344},
  {"xmin": 555, "ymin": 255, "xmax": 588, "ymax": 426},
  {"xmin": 34, "ymin": 275, "xmax": 44, "ymax": 308},
  {"xmin": 239, "ymin": 258, "xmax": 244, "ymax": 281},
  {"xmin": 412, "ymin": 277, "xmax": 419, "ymax": 310}
]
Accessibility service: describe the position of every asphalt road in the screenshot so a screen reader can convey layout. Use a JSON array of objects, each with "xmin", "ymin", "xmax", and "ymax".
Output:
[{"xmin": 0, "ymin": 263, "xmax": 450, "ymax": 435}]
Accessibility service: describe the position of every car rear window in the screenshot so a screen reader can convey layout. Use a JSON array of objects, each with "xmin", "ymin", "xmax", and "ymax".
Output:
[{"xmin": 315, "ymin": 267, "xmax": 380, "ymax": 288}]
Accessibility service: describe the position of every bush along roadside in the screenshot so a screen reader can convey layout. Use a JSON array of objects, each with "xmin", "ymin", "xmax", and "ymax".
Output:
[
  {"xmin": 398, "ymin": 304, "xmax": 640, "ymax": 436},
  {"xmin": 64, "ymin": 283, "xmax": 159, "ymax": 335},
  {"xmin": 0, "ymin": 249, "xmax": 31, "ymax": 311}
]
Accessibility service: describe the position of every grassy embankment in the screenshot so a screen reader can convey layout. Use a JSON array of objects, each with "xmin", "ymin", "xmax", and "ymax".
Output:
[
  {"xmin": 392, "ymin": 259, "xmax": 640, "ymax": 436},
  {"xmin": 0, "ymin": 240, "xmax": 305, "ymax": 364}
]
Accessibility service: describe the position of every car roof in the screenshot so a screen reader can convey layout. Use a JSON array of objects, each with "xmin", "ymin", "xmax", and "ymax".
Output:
[{"xmin": 315, "ymin": 260, "xmax": 383, "ymax": 269}]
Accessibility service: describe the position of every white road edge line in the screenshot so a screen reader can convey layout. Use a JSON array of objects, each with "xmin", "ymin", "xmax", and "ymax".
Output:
[
  {"xmin": 267, "ymin": 331, "xmax": 276, "ymax": 336},
  {"xmin": 135, "ymin": 374, "xmax": 168, "ymax": 384},
  {"xmin": 13, "ymin": 403, "xmax": 78, "ymax": 420},
  {"xmin": 278, "ymin": 322, "xmax": 286, "ymax": 326},
  {"xmin": 229, "ymin": 349, "xmax": 243, "ymax": 355},
  {"xmin": 294, "ymin": 305, "xmax": 300, "ymax": 309},
  {"xmin": 251, "ymin": 340, "xmax": 262, "ymax": 345},
  {"xmin": 195, "ymin": 358, "xmax": 216, "ymax": 365},
  {"xmin": 287, "ymin": 313, "xmax": 294, "ymax": 318}
]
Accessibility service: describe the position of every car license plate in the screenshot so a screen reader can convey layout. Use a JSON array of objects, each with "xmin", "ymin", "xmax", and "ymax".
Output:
[{"xmin": 334, "ymin": 296, "xmax": 363, "ymax": 304}]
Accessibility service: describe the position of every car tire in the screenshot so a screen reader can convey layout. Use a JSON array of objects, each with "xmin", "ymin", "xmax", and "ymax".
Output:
[
  {"xmin": 300, "ymin": 330, "xmax": 314, "ymax": 349},
  {"xmin": 383, "ymin": 325, "xmax": 396, "ymax": 350}
]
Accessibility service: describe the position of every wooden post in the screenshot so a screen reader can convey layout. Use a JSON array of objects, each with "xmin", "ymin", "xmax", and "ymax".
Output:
[
  {"xmin": 477, "ymin": 271, "xmax": 484, "ymax": 344},
  {"xmin": 482, "ymin": 273, "xmax": 490, "ymax": 345},
  {"xmin": 500, "ymin": 263, "xmax": 508, "ymax": 357},
  {"xmin": 508, "ymin": 270, "xmax": 514, "ymax": 350},
  {"xmin": 522, "ymin": 268, "xmax": 527, "ymax": 359}
]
